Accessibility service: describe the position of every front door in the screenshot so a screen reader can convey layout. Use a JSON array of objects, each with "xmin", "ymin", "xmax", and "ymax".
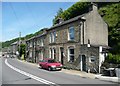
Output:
[
  {"xmin": 60, "ymin": 47, "xmax": 64, "ymax": 65},
  {"xmin": 82, "ymin": 55, "xmax": 86, "ymax": 71}
]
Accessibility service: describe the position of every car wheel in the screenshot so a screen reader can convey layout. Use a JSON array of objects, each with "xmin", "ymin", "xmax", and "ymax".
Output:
[
  {"xmin": 48, "ymin": 67, "xmax": 52, "ymax": 71},
  {"xmin": 59, "ymin": 69, "xmax": 62, "ymax": 71},
  {"xmin": 38, "ymin": 65, "xmax": 42, "ymax": 69}
]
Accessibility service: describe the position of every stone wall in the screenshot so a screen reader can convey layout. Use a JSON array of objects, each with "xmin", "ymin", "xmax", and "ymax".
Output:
[{"xmin": 80, "ymin": 45, "xmax": 99, "ymax": 73}]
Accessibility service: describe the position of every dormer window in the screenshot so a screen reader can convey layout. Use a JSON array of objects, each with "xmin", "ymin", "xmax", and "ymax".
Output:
[{"xmin": 68, "ymin": 27, "xmax": 75, "ymax": 41}]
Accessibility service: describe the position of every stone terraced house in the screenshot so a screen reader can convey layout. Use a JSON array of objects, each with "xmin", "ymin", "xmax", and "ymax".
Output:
[{"xmin": 26, "ymin": 3, "xmax": 109, "ymax": 73}]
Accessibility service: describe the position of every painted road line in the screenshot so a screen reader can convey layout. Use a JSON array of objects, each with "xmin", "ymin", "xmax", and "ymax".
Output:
[{"xmin": 5, "ymin": 59, "xmax": 59, "ymax": 85}]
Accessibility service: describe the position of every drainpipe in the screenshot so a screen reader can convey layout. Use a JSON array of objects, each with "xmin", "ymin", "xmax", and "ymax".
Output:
[
  {"xmin": 79, "ymin": 20, "xmax": 82, "ymax": 71},
  {"xmin": 81, "ymin": 17, "xmax": 86, "ymax": 44},
  {"xmin": 79, "ymin": 17, "xmax": 86, "ymax": 71},
  {"xmin": 79, "ymin": 21, "xmax": 82, "ymax": 43},
  {"xmin": 87, "ymin": 39, "xmax": 90, "ymax": 73},
  {"xmin": 77, "ymin": 17, "xmax": 86, "ymax": 44},
  {"xmin": 99, "ymin": 46, "xmax": 102, "ymax": 73},
  {"xmin": 83, "ymin": 21, "xmax": 84, "ymax": 45}
]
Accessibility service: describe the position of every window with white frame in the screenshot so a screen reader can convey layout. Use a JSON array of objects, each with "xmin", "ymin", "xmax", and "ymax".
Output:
[
  {"xmin": 49, "ymin": 33, "xmax": 52, "ymax": 43},
  {"xmin": 49, "ymin": 47, "xmax": 56, "ymax": 59},
  {"xmin": 40, "ymin": 51, "xmax": 43, "ymax": 60},
  {"xmin": 30, "ymin": 51, "xmax": 32, "ymax": 57},
  {"xmin": 34, "ymin": 41, "xmax": 36, "ymax": 46},
  {"xmin": 40, "ymin": 39, "xmax": 44, "ymax": 46},
  {"xmin": 30, "ymin": 41, "xmax": 32, "ymax": 47},
  {"xmin": 68, "ymin": 27, "xmax": 75, "ymax": 41},
  {"xmin": 53, "ymin": 31, "xmax": 56, "ymax": 42},
  {"xmin": 49, "ymin": 48, "xmax": 52, "ymax": 58},
  {"xmin": 68, "ymin": 47, "xmax": 74, "ymax": 62},
  {"xmin": 49, "ymin": 31, "xmax": 56, "ymax": 43},
  {"xmin": 37, "ymin": 39, "xmax": 39, "ymax": 45},
  {"xmin": 53, "ymin": 48, "xmax": 56, "ymax": 60},
  {"xmin": 90, "ymin": 56, "xmax": 95, "ymax": 63}
]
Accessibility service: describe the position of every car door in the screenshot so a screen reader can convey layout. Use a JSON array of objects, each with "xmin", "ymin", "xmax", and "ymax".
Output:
[
  {"xmin": 42, "ymin": 60, "xmax": 48, "ymax": 68},
  {"xmin": 40, "ymin": 60, "xmax": 45, "ymax": 68}
]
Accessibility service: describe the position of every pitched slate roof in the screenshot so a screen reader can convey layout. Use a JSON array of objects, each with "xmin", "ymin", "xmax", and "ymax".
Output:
[
  {"xmin": 10, "ymin": 41, "xmax": 18, "ymax": 45},
  {"xmin": 26, "ymin": 13, "xmax": 87, "ymax": 42},
  {"xmin": 48, "ymin": 13, "xmax": 87, "ymax": 30}
]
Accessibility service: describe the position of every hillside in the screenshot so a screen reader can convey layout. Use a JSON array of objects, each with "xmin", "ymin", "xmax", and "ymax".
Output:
[{"xmin": 2, "ymin": 28, "xmax": 47, "ymax": 48}]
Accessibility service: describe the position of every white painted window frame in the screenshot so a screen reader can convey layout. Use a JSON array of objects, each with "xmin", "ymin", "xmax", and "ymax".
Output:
[
  {"xmin": 68, "ymin": 26, "xmax": 75, "ymax": 41},
  {"xmin": 40, "ymin": 39, "xmax": 44, "ymax": 46},
  {"xmin": 90, "ymin": 56, "xmax": 95, "ymax": 63},
  {"xmin": 67, "ymin": 46, "xmax": 75, "ymax": 62}
]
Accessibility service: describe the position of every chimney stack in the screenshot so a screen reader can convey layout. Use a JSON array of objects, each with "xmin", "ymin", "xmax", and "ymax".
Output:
[
  {"xmin": 91, "ymin": 2, "xmax": 98, "ymax": 11},
  {"xmin": 57, "ymin": 17, "xmax": 64, "ymax": 24}
]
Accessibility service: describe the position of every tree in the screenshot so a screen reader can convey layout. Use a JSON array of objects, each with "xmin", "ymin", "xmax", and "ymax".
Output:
[
  {"xmin": 53, "ymin": 8, "xmax": 64, "ymax": 26},
  {"xmin": 99, "ymin": 3, "xmax": 120, "ymax": 55},
  {"xmin": 19, "ymin": 44, "xmax": 26, "ymax": 59},
  {"xmin": 52, "ymin": 2, "xmax": 91, "ymax": 25},
  {"xmin": 61, "ymin": 2, "xmax": 90, "ymax": 21}
]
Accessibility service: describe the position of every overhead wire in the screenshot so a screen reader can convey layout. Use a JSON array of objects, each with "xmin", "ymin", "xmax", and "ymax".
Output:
[
  {"xmin": 8, "ymin": 2, "xmax": 72, "ymax": 36},
  {"xmin": 25, "ymin": 2, "xmax": 40, "ymax": 29},
  {"xmin": 25, "ymin": 2, "xmax": 59, "ymax": 29},
  {"xmin": 9, "ymin": 2, "xmax": 23, "ymax": 30}
]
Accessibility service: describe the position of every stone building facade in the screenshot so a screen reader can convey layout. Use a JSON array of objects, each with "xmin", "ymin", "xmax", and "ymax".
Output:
[
  {"xmin": 26, "ymin": 3, "xmax": 108, "ymax": 73},
  {"xmin": 26, "ymin": 37, "xmax": 35, "ymax": 62},
  {"xmin": 26, "ymin": 30, "xmax": 47, "ymax": 63},
  {"xmin": 10, "ymin": 41, "xmax": 18, "ymax": 55}
]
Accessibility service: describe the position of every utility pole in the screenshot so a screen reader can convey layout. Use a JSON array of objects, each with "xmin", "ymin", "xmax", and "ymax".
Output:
[{"xmin": 19, "ymin": 32, "xmax": 21, "ymax": 59}]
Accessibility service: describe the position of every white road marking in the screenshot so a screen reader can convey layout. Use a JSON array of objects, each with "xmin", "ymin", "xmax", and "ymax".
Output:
[{"xmin": 5, "ymin": 59, "xmax": 58, "ymax": 85}]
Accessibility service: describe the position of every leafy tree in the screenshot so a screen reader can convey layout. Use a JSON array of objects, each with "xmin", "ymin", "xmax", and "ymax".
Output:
[
  {"xmin": 61, "ymin": 2, "xmax": 90, "ymax": 21},
  {"xmin": 52, "ymin": 2, "xmax": 90, "ymax": 25},
  {"xmin": 98, "ymin": 3, "xmax": 120, "ymax": 55},
  {"xmin": 106, "ymin": 53, "xmax": 120, "ymax": 64},
  {"xmin": 53, "ymin": 8, "xmax": 64, "ymax": 25},
  {"xmin": 19, "ymin": 44, "xmax": 26, "ymax": 58}
]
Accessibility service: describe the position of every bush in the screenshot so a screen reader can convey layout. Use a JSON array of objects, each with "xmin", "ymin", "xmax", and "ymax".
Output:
[{"xmin": 106, "ymin": 53, "xmax": 120, "ymax": 64}]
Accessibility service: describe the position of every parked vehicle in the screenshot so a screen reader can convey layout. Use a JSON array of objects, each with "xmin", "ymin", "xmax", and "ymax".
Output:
[
  {"xmin": 11, "ymin": 55, "xmax": 16, "ymax": 58},
  {"xmin": 38, "ymin": 58, "xmax": 62, "ymax": 71}
]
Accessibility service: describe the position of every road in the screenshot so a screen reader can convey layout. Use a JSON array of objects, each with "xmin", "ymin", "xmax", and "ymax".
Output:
[{"xmin": 1, "ymin": 57, "xmax": 118, "ymax": 86}]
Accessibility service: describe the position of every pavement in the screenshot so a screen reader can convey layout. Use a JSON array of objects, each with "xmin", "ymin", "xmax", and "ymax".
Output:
[
  {"xmin": 60, "ymin": 69, "xmax": 119, "ymax": 83},
  {"xmin": 17, "ymin": 59, "xmax": 119, "ymax": 83},
  {"xmin": 95, "ymin": 74, "xmax": 119, "ymax": 83}
]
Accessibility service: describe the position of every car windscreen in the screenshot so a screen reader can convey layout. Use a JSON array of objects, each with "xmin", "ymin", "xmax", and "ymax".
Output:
[{"xmin": 48, "ymin": 60, "xmax": 56, "ymax": 63}]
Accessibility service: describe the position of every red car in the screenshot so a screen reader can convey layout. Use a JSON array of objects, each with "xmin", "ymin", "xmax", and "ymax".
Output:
[{"xmin": 38, "ymin": 58, "xmax": 62, "ymax": 71}]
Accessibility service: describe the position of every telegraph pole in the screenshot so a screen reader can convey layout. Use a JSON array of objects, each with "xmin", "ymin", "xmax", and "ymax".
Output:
[{"xmin": 19, "ymin": 32, "xmax": 21, "ymax": 59}]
